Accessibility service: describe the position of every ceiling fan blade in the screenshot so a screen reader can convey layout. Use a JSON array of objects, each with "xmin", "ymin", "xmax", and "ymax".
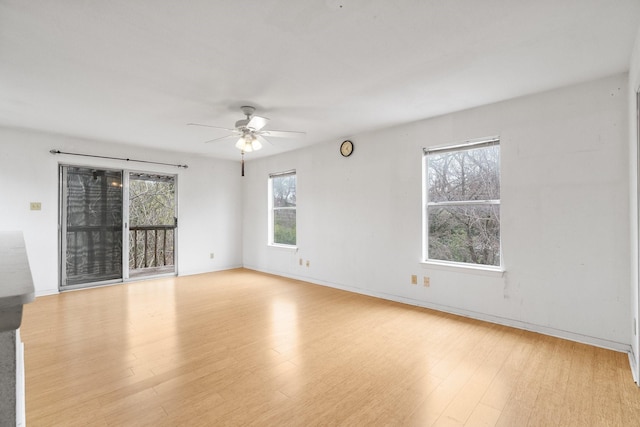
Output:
[
  {"xmin": 247, "ymin": 115, "xmax": 269, "ymax": 131},
  {"xmin": 262, "ymin": 129, "xmax": 306, "ymax": 138},
  {"xmin": 255, "ymin": 134, "xmax": 272, "ymax": 146},
  {"xmin": 187, "ymin": 122, "xmax": 235, "ymax": 131},
  {"xmin": 203, "ymin": 134, "xmax": 235, "ymax": 144}
]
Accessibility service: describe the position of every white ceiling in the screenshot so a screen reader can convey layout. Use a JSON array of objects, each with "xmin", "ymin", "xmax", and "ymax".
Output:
[{"xmin": 1, "ymin": 0, "xmax": 639, "ymax": 160}]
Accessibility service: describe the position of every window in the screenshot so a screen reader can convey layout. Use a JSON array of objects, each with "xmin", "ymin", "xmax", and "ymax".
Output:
[
  {"xmin": 424, "ymin": 138, "xmax": 500, "ymax": 267},
  {"xmin": 269, "ymin": 170, "xmax": 296, "ymax": 246}
]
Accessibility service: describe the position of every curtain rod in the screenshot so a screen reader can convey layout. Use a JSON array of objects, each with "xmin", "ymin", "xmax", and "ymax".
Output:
[{"xmin": 49, "ymin": 149, "xmax": 188, "ymax": 169}]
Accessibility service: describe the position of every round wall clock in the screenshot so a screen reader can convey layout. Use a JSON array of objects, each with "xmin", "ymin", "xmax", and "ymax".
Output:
[{"xmin": 340, "ymin": 140, "xmax": 354, "ymax": 157}]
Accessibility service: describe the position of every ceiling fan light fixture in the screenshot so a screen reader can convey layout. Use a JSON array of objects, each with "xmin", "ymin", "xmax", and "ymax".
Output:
[
  {"xmin": 235, "ymin": 137, "xmax": 251, "ymax": 152},
  {"xmin": 251, "ymin": 138, "xmax": 262, "ymax": 151},
  {"xmin": 235, "ymin": 134, "xmax": 262, "ymax": 152}
]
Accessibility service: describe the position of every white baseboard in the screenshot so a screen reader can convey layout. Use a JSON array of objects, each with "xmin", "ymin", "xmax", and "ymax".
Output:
[
  {"xmin": 35, "ymin": 265, "xmax": 245, "ymax": 298},
  {"xmin": 244, "ymin": 265, "xmax": 632, "ymax": 355},
  {"xmin": 35, "ymin": 288, "xmax": 58, "ymax": 297},
  {"xmin": 178, "ymin": 264, "xmax": 244, "ymax": 277}
]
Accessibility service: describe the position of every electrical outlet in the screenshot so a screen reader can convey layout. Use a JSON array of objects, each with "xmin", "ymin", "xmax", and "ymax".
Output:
[
  {"xmin": 423, "ymin": 276, "xmax": 430, "ymax": 287},
  {"xmin": 306, "ymin": 260, "xmax": 310, "ymax": 267},
  {"xmin": 30, "ymin": 202, "xmax": 42, "ymax": 211},
  {"xmin": 411, "ymin": 275, "xmax": 417, "ymax": 285},
  {"xmin": 299, "ymin": 258, "xmax": 303, "ymax": 266}
]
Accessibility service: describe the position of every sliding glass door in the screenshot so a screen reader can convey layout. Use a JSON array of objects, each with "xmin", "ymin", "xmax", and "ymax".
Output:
[
  {"xmin": 59, "ymin": 166, "xmax": 177, "ymax": 290},
  {"xmin": 61, "ymin": 167, "xmax": 123, "ymax": 289}
]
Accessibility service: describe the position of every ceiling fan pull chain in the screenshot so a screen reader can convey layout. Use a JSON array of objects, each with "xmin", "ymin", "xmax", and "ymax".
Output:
[{"xmin": 241, "ymin": 151, "xmax": 245, "ymax": 177}]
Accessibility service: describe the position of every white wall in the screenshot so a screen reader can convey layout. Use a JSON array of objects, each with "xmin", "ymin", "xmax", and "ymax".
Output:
[
  {"xmin": 243, "ymin": 73, "xmax": 631, "ymax": 351},
  {"xmin": 1, "ymin": 75, "xmax": 630, "ymax": 353},
  {"xmin": 628, "ymin": 25, "xmax": 640, "ymax": 381},
  {"xmin": 0, "ymin": 127, "xmax": 243, "ymax": 296}
]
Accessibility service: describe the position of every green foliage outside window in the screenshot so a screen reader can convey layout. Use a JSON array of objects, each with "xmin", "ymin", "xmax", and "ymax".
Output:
[
  {"xmin": 274, "ymin": 223, "xmax": 296, "ymax": 245},
  {"xmin": 271, "ymin": 173, "xmax": 296, "ymax": 246}
]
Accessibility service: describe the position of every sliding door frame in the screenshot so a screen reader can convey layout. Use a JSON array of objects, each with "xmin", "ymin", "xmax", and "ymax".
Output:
[{"xmin": 58, "ymin": 164, "xmax": 178, "ymax": 291}]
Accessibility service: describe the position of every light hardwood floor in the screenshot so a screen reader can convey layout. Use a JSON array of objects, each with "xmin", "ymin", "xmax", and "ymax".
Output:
[{"xmin": 21, "ymin": 268, "xmax": 640, "ymax": 426}]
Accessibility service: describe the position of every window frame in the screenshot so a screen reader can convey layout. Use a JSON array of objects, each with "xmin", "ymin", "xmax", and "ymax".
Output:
[
  {"xmin": 422, "ymin": 137, "xmax": 502, "ymax": 271},
  {"xmin": 268, "ymin": 170, "xmax": 297, "ymax": 248}
]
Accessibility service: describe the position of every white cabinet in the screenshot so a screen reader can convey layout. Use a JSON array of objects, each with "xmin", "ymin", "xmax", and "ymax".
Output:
[{"xmin": 0, "ymin": 232, "xmax": 34, "ymax": 426}]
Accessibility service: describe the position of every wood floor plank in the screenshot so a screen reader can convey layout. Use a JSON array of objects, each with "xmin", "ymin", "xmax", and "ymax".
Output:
[
  {"xmin": 20, "ymin": 268, "xmax": 640, "ymax": 426},
  {"xmin": 464, "ymin": 402, "xmax": 502, "ymax": 427}
]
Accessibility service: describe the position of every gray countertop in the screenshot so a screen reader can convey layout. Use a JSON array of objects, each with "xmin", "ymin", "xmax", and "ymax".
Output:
[{"xmin": 0, "ymin": 232, "xmax": 35, "ymax": 331}]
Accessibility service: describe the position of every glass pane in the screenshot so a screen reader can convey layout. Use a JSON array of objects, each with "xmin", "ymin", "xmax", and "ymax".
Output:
[
  {"xmin": 129, "ymin": 175, "xmax": 175, "ymax": 226},
  {"xmin": 128, "ymin": 174, "xmax": 176, "ymax": 274},
  {"xmin": 272, "ymin": 174, "xmax": 296, "ymax": 208},
  {"xmin": 274, "ymin": 209, "xmax": 296, "ymax": 245},
  {"xmin": 428, "ymin": 145, "xmax": 500, "ymax": 202},
  {"xmin": 65, "ymin": 167, "xmax": 123, "ymax": 286},
  {"xmin": 428, "ymin": 204, "xmax": 500, "ymax": 266}
]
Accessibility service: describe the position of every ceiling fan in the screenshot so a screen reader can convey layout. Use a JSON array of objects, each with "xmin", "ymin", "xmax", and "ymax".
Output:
[{"xmin": 188, "ymin": 106, "xmax": 305, "ymax": 153}]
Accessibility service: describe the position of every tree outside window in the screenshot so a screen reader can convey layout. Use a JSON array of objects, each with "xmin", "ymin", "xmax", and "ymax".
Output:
[
  {"xmin": 270, "ymin": 171, "xmax": 296, "ymax": 246},
  {"xmin": 425, "ymin": 140, "xmax": 500, "ymax": 267}
]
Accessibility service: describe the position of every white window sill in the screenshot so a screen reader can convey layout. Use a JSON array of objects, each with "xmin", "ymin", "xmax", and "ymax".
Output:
[
  {"xmin": 420, "ymin": 260, "xmax": 505, "ymax": 278},
  {"xmin": 268, "ymin": 244, "xmax": 298, "ymax": 252}
]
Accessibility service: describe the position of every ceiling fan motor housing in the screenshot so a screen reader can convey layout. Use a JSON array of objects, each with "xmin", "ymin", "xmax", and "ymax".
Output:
[
  {"xmin": 235, "ymin": 119, "xmax": 251, "ymax": 129},
  {"xmin": 240, "ymin": 106, "xmax": 256, "ymax": 116}
]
